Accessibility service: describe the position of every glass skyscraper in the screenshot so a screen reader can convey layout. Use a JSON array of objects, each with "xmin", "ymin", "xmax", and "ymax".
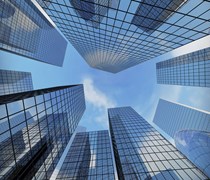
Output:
[
  {"xmin": 108, "ymin": 106, "xmax": 207, "ymax": 179},
  {"xmin": 0, "ymin": 69, "xmax": 33, "ymax": 96},
  {"xmin": 0, "ymin": 84, "xmax": 85, "ymax": 179},
  {"xmin": 56, "ymin": 130, "xmax": 115, "ymax": 179},
  {"xmin": 37, "ymin": 0, "xmax": 209, "ymax": 73},
  {"xmin": 0, "ymin": 0, "xmax": 67, "ymax": 66},
  {"xmin": 175, "ymin": 130, "xmax": 210, "ymax": 178},
  {"xmin": 156, "ymin": 47, "xmax": 210, "ymax": 87},
  {"xmin": 153, "ymin": 99, "xmax": 210, "ymax": 178},
  {"xmin": 153, "ymin": 99, "xmax": 210, "ymax": 139}
]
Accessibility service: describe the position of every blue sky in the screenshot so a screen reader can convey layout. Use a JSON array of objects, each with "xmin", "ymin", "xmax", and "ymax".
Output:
[{"xmin": 0, "ymin": 33, "xmax": 210, "ymax": 142}]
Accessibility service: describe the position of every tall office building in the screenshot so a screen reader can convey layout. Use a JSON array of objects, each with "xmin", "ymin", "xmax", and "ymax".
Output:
[
  {"xmin": 0, "ymin": 84, "xmax": 85, "ymax": 179},
  {"xmin": 175, "ymin": 130, "xmax": 210, "ymax": 178},
  {"xmin": 153, "ymin": 99, "xmax": 210, "ymax": 178},
  {"xmin": 37, "ymin": 0, "xmax": 209, "ymax": 73},
  {"xmin": 56, "ymin": 130, "xmax": 115, "ymax": 179},
  {"xmin": 156, "ymin": 47, "xmax": 210, "ymax": 87},
  {"xmin": 153, "ymin": 99, "xmax": 210, "ymax": 139},
  {"xmin": 0, "ymin": 69, "xmax": 33, "ymax": 96},
  {"xmin": 0, "ymin": 0, "xmax": 67, "ymax": 66},
  {"xmin": 108, "ymin": 107, "xmax": 207, "ymax": 179}
]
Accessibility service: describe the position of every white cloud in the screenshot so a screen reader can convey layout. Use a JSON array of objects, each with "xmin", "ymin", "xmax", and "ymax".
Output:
[
  {"xmin": 83, "ymin": 77, "xmax": 116, "ymax": 110},
  {"xmin": 82, "ymin": 77, "xmax": 116, "ymax": 129}
]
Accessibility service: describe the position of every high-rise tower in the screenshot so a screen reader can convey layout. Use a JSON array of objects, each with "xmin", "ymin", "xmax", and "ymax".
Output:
[
  {"xmin": 153, "ymin": 99, "xmax": 210, "ymax": 177},
  {"xmin": 156, "ymin": 47, "xmax": 210, "ymax": 87},
  {"xmin": 0, "ymin": 84, "xmax": 85, "ymax": 179},
  {"xmin": 37, "ymin": 0, "xmax": 209, "ymax": 72},
  {"xmin": 0, "ymin": 0, "xmax": 67, "ymax": 66},
  {"xmin": 56, "ymin": 130, "xmax": 115, "ymax": 179},
  {"xmin": 153, "ymin": 99, "xmax": 210, "ymax": 139},
  {"xmin": 108, "ymin": 106, "xmax": 208, "ymax": 179}
]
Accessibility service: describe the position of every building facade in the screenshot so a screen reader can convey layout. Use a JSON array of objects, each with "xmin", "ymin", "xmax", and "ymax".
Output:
[
  {"xmin": 108, "ymin": 106, "xmax": 207, "ymax": 179},
  {"xmin": 0, "ymin": 84, "xmax": 85, "ymax": 179},
  {"xmin": 153, "ymin": 99, "xmax": 210, "ymax": 178},
  {"xmin": 70, "ymin": 0, "xmax": 112, "ymax": 28},
  {"xmin": 0, "ymin": 0, "xmax": 67, "ymax": 66},
  {"xmin": 175, "ymin": 130, "xmax": 210, "ymax": 178},
  {"xmin": 0, "ymin": 69, "xmax": 33, "ymax": 96},
  {"xmin": 153, "ymin": 99, "xmax": 210, "ymax": 139},
  {"xmin": 37, "ymin": 0, "xmax": 209, "ymax": 73},
  {"xmin": 156, "ymin": 47, "xmax": 210, "ymax": 87},
  {"xmin": 131, "ymin": 0, "xmax": 185, "ymax": 34},
  {"xmin": 56, "ymin": 130, "xmax": 115, "ymax": 179}
]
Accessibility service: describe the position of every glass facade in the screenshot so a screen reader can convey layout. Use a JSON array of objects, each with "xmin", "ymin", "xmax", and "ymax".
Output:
[
  {"xmin": 108, "ymin": 107, "xmax": 207, "ymax": 179},
  {"xmin": 0, "ymin": 85, "xmax": 85, "ymax": 179},
  {"xmin": 153, "ymin": 99, "xmax": 210, "ymax": 138},
  {"xmin": 175, "ymin": 130, "xmax": 210, "ymax": 178},
  {"xmin": 156, "ymin": 47, "xmax": 210, "ymax": 87},
  {"xmin": 0, "ymin": 0, "xmax": 67, "ymax": 66},
  {"xmin": 131, "ymin": 0, "xmax": 185, "ymax": 34},
  {"xmin": 0, "ymin": 69, "xmax": 33, "ymax": 96},
  {"xmin": 56, "ymin": 130, "xmax": 115, "ymax": 179},
  {"xmin": 70, "ymin": 0, "xmax": 113, "ymax": 28},
  {"xmin": 37, "ymin": 0, "xmax": 209, "ymax": 73}
]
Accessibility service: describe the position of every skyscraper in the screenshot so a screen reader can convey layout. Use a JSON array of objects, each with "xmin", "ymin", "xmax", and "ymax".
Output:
[
  {"xmin": 156, "ymin": 47, "xmax": 210, "ymax": 87},
  {"xmin": 153, "ymin": 99, "xmax": 210, "ymax": 178},
  {"xmin": 0, "ymin": 69, "xmax": 33, "ymax": 96},
  {"xmin": 108, "ymin": 106, "xmax": 207, "ymax": 179},
  {"xmin": 56, "ymin": 130, "xmax": 115, "ymax": 179},
  {"xmin": 0, "ymin": 0, "xmax": 67, "ymax": 66},
  {"xmin": 175, "ymin": 130, "xmax": 210, "ymax": 178},
  {"xmin": 37, "ymin": 0, "xmax": 209, "ymax": 73},
  {"xmin": 0, "ymin": 84, "xmax": 85, "ymax": 179},
  {"xmin": 153, "ymin": 99, "xmax": 210, "ymax": 139}
]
